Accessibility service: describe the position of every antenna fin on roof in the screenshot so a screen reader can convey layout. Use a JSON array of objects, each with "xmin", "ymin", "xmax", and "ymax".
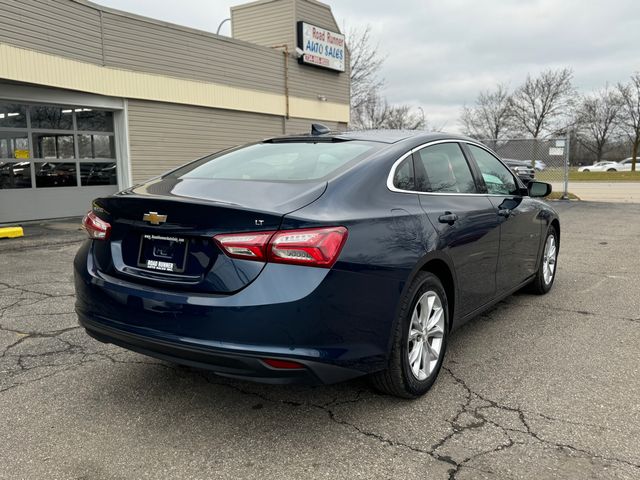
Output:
[{"xmin": 311, "ymin": 123, "xmax": 331, "ymax": 136}]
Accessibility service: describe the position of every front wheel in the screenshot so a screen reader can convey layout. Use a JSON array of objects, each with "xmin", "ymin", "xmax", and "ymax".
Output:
[
  {"xmin": 582, "ymin": 169, "xmax": 590, "ymax": 172},
  {"xmin": 528, "ymin": 226, "xmax": 558, "ymax": 294},
  {"xmin": 370, "ymin": 272, "xmax": 448, "ymax": 398},
  {"xmin": 607, "ymin": 168, "xmax": 617, "ymax": 172}
]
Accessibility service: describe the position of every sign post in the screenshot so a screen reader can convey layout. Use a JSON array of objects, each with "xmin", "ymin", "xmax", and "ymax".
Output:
[{"xmin": 562, "ymin": 133, "xmax": 570, "ymax": 200}]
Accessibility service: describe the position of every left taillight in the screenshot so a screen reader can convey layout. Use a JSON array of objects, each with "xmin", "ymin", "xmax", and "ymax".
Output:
[
  {"xmin": 213, "ymin": 226, "xmax": 348, "ymax": 268},
  {"xmin": 82, "ymin": 211, "xmax": 111, "ymax": 240},
  {"xmin": 213, "ymin": 231, "xmax": 275, "ymax": 261}
]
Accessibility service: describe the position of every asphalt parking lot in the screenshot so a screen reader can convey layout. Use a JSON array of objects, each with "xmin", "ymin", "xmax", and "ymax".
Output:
[{"xmin": 1, "ymin": 201, "xmax": 639, "ymax": 480}]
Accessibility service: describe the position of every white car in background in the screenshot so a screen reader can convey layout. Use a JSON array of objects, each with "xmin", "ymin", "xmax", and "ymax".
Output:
[
  {"xmin": 618, "ymin": 157, "xmax": 638, "ymax": 171},
  {"xmin": 578, "ymin": 161, "xmax": 622, "ymax": 172},
  {"xmin": 535, "ymin": 160, "xmax": 547, "ymax": 171}
]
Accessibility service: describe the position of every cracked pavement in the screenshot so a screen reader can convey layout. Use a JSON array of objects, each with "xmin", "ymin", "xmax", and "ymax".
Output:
[{"xmin": 0, "ymin": 203, "xmax": 639, "ymax": 479}]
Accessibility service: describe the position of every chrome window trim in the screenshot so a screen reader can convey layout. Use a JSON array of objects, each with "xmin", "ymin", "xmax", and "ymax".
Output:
[{"xmin": 386, "ymin": 138, "xmax": 524, "ymax": 197}]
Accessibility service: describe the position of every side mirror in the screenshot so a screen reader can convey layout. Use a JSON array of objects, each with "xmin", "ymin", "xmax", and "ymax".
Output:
[{"xmin": 528, "ymin": 181, "xmax": 552, "ymax": 198}]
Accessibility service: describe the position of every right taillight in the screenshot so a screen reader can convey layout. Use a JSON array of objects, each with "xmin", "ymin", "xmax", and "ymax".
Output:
[
  {"xmin": 268, "ymin": 227, "xmax": 348, "ymax": 268},
  {"xmin": 213, "ymin": 226, "xmax": 347, "ymax": 268},
  {"xmin": 82, "ymin": 211, "xmax": 111, "ymax": 240}
]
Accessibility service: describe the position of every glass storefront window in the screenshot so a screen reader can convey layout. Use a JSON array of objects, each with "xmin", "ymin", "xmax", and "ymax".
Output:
[
  {"xmin": 80, "ymin": 162, "xmax": 117, "ymax": 186},
  {"xmin": 32, "ymin": 133, "xmax": 75, "ymax": 159},
  {"xmin": 78, "ymin": 134, "xmax": 115, "ymax": 159},
  {"xmin": 0, "ymin": 134, "xmax": 29, "ymax": 159},
  {"xmin": 30, "ymin": 105, "xmax": 73, "ymax": 130},
  {"xmin": 76, "ymin": 109, "xmax": 114, "ymax": 132},
  {"xmin": 0, "ymin": 103, "xmax": 27, "ymax": 128},
  {"xmin": 0, "ymin": 162, "xmax": 32, "ymax": 189},
  {"xmin": 0, "ymin": 101, "xmax": 117, "ymax": 190},
  {"xmin": 35, "ymin": 162, "xmax": 78, "ymax": 188}
]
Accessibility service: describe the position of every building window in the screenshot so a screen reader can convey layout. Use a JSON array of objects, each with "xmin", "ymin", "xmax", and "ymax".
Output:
[
  {"xmin": 0, "ymin": 101, "xmax": 117, "ymax": 189},
  {"xmin": 78, "ymin": 134, "xmax": 115, "ymax": 159},
  {"xmin": 0, "ymin": 161, "xmax": 32, "ymax": 189},
  {"xmin": 0, "ymin": 133, "xmax": 29, "ymax": 159},
  {"xmin": 30, "ymin": 105, "xmax": 74, "ymax": 130},
  {"xmin": 0, "ymin": 104, "xmax": 27, "ymax": 128},
  {"xmin": 32, "ymin": 133, "xmax": 75, "ymax": 159}
]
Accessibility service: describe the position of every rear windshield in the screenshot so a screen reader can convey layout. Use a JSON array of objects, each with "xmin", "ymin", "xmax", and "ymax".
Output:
[{"xmin": 171, "ymin": 141, "xmax": 380, "ymax": 182}]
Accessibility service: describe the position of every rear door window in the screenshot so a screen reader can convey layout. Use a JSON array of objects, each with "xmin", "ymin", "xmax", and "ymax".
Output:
[
  {"xmin": 392, "ymin": 156, "xmax": 415, "ymax": 191},
  {"xmin": 414, "ymin": 143, "xmax": 477, "ymax": 193},
  {"xmin": 467, "ymin": 145, "xmax": 518, "ymax": 195}
]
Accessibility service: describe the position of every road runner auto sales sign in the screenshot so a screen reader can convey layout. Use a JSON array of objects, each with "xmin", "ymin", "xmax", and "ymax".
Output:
[{"xmin": 297, "ymin": 22, "xmax": 345, "ymax": 73}]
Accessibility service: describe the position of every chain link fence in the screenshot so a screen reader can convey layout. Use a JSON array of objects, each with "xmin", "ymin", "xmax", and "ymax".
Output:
[{"xmin": 480, "ymin": 137, "xmax": 570, "ymax": 198}]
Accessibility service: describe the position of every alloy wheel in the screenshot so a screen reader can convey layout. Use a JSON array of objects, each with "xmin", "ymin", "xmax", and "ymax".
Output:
[
  {"xmin": 407, "ymin": 291, "xmax": 445, "ymax": 381},
  {"xmin": 542, "ymin": 235, "xmax": 557, "ymax": 285}
]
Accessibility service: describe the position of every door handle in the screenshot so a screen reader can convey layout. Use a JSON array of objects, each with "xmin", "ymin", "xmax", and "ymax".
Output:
[
  {"xmin": 498, "ymin": 208, "xmax": 512, "ymax": 217},
  {"xmin": 438, "ymin": 212, "xmax": 458, "ymax": 225}
]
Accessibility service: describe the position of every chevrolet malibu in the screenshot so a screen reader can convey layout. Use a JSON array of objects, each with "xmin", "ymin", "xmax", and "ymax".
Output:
[{"xmin": 74, "ymin": 129, "xmax": 560, "ymax": 398}]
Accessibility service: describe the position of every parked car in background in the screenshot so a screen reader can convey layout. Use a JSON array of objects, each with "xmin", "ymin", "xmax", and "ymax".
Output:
[
  {"xmin": 578, "ymin": 161, "xmax": 622, "ymax": 172},
  {"xmin": 618, "ymin": 157, "xmax": 638, "ymax": 171},
  {"xmin": 74, "ymin": 128, "xmax": 560, "ymax": 398},
  {"xmin": 535, "ymin": 160, "xmax": 547, "ymax": 171},
  {"xmin": 0, "ymin": 161, "xmax": 31, "ymax": 189},
  {"xmin": 502, "ymin": 158, "xmax": 535, "ymax": 183}
]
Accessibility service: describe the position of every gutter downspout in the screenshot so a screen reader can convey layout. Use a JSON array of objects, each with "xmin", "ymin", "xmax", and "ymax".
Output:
[{"xmin": 272, "ymin": 44, "xmax": 290, "ymax": 120}]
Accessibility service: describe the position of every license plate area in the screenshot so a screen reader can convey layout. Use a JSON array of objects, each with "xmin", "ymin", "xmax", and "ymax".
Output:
[{"xmin": 137, "ymin": 234, "xmax": 188, "ymax": 273}]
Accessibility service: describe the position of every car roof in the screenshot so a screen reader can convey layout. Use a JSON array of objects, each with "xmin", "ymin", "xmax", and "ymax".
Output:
[{"xmin": 263, "ymin": 129, "xmax": 478, "ymax": 146}]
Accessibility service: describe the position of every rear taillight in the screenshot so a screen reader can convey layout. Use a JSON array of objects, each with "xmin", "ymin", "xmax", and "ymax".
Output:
[
  {"xmin": 82, "ymin": 211, "xmax": 111, "ymax": 240},
  {"xmin": 213, "ymin": 226, "xmax": 347, "ymax": 268},
  {"xmin": 213, "ymin": 231, "xmax": 275, "ymax": 261},
  {"xmin": 269, "ymin": 227, "xmax": 347, "ymax": 267}
]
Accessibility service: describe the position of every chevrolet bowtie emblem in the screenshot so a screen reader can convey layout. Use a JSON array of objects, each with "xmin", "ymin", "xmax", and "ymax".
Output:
[{"xmin": 142, "ymin": 212, "xmax": 167, "ymax": 225}]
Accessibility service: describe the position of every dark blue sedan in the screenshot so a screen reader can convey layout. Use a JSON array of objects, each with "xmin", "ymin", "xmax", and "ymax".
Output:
[{"xmin": 74, "ymin": 129, "xmax": 559, "ymax": 398}]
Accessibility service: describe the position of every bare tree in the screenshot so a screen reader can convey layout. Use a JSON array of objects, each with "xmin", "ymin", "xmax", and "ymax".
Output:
[
  {"xmin": 510, "ymin": 68, "xmax": 575, "ymax": 138},
  {"xmin": 617, "ymin": 72, "xmax": 640, "ymax": 171},
  {"xmin": 347, "ymin": 24, "xmax": 425, "ymax": 130},
  {"xmin": 575, "ymin": 86, "xmax": 622, "ymax": 162},
  {"xmin": 352, "ymin": 89, "xmax": 425, "ymax": 130},
  {"xmin": 347, "ymin": 25, "xmax": 385, "ymax": 114},
  {"xmin": 383, "ymin": 104, "xmax": 425, "ymax": 130},
  {"xmin": 460, "ymin": 83, "xmax": 513, "ymax": 141},
  {"xmin": 352, "ymin": 89, "xmax": 387, "ymax": 129}
]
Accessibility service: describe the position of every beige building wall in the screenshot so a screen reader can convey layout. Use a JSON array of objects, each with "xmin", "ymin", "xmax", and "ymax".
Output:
[
  {"xmin": 232, "ymin": 0, "xmax": 351, "ymax": 106},
  {"xmin": 0, "ymin": 0, "xmax": 349, "ymax": 106},
  {"xmin": 231, "ymin": 0, "xmax": 297, "ymax": 48},
  {"xmin": 0, "ymin": 0, "xmax": 350, "ymax": 189},
  {"xmin": 127, "ymin": 100, "xmax": 283, "ymax": 183}
]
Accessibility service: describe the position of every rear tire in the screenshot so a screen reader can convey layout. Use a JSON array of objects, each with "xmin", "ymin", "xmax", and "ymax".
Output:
[
  {"xmin": 582, "ymin": 169, "xmax": 590, "ymax": 172},
  {"xmin": 527, "ymin": 226, "xmax": 558, "ymax": 295},
  {"xmin": 607, "ymin": 168, "xmax": 616, "ymax": 172},
  {"xmin": 370, "ymin": 272, "xmax": 449, "ymax": 399}
]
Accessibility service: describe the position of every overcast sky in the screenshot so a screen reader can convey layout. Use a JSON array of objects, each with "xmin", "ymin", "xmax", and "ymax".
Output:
[{"xmin": 94, "ymin": 0, "xmax": 639, "ymax": 131}]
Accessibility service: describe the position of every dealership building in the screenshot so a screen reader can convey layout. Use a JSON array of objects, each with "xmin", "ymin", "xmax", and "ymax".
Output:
[{"xmin": 0, "ymin": 0, "xmax": 349, "ymax": 223}]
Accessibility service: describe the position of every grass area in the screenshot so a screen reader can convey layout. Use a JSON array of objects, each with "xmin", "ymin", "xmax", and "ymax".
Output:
[
  {"xmin": 545, "ymin": 191, "xmax": 580, "ymax": 200},
  {"xmin": 536, "ymin": 169, "xmax": 640, "ymax": 182}
]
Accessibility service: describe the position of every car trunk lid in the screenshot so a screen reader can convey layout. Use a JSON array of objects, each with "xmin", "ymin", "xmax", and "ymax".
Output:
[{"xmin": 91, "ymin": 177, "xmax": 327, "ymax": 293}]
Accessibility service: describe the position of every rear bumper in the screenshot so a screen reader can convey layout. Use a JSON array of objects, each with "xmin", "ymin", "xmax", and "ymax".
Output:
[
  {"xmin": 74, "ymin": 241, "xmax": 405, "ymax": 384},
  {"xmin": 80, "ymin": 314, "xmax": 362, "ymax": 384}
]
